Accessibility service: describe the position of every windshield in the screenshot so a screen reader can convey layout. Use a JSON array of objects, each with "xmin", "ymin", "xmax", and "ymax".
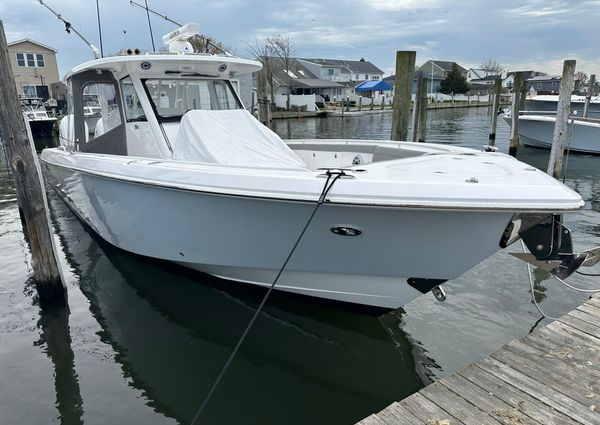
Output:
[{"xmin": 143, "ymin": 79, "xmax": 242, "ymax": 121}]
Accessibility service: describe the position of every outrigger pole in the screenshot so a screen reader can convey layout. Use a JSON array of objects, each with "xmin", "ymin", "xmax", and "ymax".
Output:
[
  {"xmin": 38, "ymin": 0, "xmax": 101, "ymax": 59},
  {"xmin": 128, "ymin": 0, "xmax": 231, "ymax": 56}
]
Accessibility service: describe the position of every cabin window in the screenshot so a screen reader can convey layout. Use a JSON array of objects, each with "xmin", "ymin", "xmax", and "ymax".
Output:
[
  {"xmin": 83, "ymin": 83, "xmax": 122, "ymax": 140},
  {"xmin": 143, "ymin": 79, "xmax": 242, "ymax": 121},
  {"xmin": 121, "ymin": 77, "xmax": 146, "ymax": 122}
]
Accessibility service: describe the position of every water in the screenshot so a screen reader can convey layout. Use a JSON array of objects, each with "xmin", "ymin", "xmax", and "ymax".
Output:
[{"xmin": 1, "ymin": 108, "xmax": 599, "ymax": 424}]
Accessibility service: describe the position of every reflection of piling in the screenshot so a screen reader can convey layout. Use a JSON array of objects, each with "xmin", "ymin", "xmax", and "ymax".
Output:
[
  {"xmin": 547, "ymin": 60, "xmax": 576, "ymax": 179},
  {"xmin": 508, "ymin": 72, "xmax": 523, "ymax": 157},
  {"xmin": 488, "ymin": 80, "xmax": 502, "ymax": 146},
  {"xmin": 391, "ymin": 51, "xmax": 416, "ymax": 141},
  {"xmin": 583, "ymin": 74, "xmax": 596, "ymax": 118},
  {"xmin": 38, "ymin": 302, "xmax": 83, "ymax": 424},
  {"xmin": 0, "ymin": 20, "xmax": 65, "ymax": 300}
]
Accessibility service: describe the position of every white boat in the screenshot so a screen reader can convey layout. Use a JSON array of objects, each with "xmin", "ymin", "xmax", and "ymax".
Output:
[
  {"xmin": 525, "ymin": 94, "xmax": 600, "ymax": 118},
  {"xmin": 20, "ymin": 97, "xmax": 57, "ymax": 137},
  {"xmin": 40, "ymin": 25, "xmax": 589, "ymax": 309},
  {"xmin": 505, "ymin": 112, "xmax": 600, "ymax": 154}
]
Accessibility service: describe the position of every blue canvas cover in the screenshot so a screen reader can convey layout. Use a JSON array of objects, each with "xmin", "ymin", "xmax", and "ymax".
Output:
[{"xmin": 355, "ymin": 80, "xmax": 393, "ymax": 92}]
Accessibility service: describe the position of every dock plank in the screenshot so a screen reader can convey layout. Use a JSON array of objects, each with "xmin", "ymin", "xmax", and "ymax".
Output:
[
  {"xmin": 401, "ymin": 392, "xmax": 464, "ymax": 425},
  {"xmin": 375, "ymin": 402, "xmax": 422, "ymax": 425},
  {"xmin": 420, "ymin": 381, "xmax": 504, "ymax": 425},
  {"xmin": 356, "ymin": 414, "xmax": 388, "ymax": 425},
  {"xmin": 476, "ymin": 357, "xmax": 598, "ymax": 424},
  {"xmin": 567, "ymin": 308, "xmax": 600, "ymax": 330},
  {"xmin": 439, "ymin": 373, "xmax": 539, "ymax": 424},
  {"xmin": 560, "ymin": 313, "xmax": 600, "ymax": 339},
  {"xmin": 491, "ymin": 346, "xmax": 600, "ymax": 411},
  {"xmin": 577, "ymin": 302, "xmax": 600, "ymax": 318},
  {"xmin": 457, "ymin": 365, "xmax": 575, "ymax": 425}
]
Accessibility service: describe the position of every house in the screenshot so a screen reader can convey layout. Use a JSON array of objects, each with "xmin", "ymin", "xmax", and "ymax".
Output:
[
  {"xmin": 502, "ymin": 70, "xmax": 547, "ymax": 89},
  {"xmin": 384, "ymin": 60, "xmax": 467, "ymax": 95},
  {"xmin": 466, "ymin": 68, "xmax": 497, "ymax": 82},
  {"xmin": 527, "ymin": 75, "xmax": 561, "ymax": 94},
  {"xmin": 7, "ymin": 38, "xmax": 60, "ymax": 100},
  {"xmin": 468, "ymin": 74, "xmax": 502, "ymax": 94},
  {"xmin": 271, "ymin": 57, "xmax": 384, "ymax": 101}
]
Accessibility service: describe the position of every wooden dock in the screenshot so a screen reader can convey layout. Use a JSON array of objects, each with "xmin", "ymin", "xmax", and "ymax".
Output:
[{"xmin": 358, "ymin": 294, "xmax": 600, "ymax": 425}]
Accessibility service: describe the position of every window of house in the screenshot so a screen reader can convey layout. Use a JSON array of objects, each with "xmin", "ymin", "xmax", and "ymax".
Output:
[
  {"xmin": 537, "ymin": 83, "xmax": 542, "ymax": 89},
  {"xmin": 328, "ymin": 69, "xmax": 334, "ymax": 75},
  {"xmin": 22, "ymin": 85, "xmax": 36, "ymax": 97},
  {"xmin": 365, "ymin": 74, "xmax": 369, "ymax": 80},
  {"xmin": 372, "ymin": 75, "xmax": 379, "ymax": 80},
  {"xmin": 552, "ymin": 81, "xmax": 557, "ymax": 87},
  {"xmin": 355, "ymin": 74, "xmax": 359, "ymax": 80},
  {"xmin": 16, "ymin": 52, "xmax": 45, "ymax": 67}
]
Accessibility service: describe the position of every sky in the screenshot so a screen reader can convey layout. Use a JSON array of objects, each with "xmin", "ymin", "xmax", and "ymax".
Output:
[{"xmin": 2, "ymin": 0, "xmax": 600, "ymax": 78}]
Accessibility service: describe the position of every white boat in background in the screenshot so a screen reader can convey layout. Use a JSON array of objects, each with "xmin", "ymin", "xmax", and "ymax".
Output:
[
  {"xmin": 504, "ymin": 111, "xmax": 600, "ymax": 154},
  {"xmin": 40, "ymin": 24, "xmax": 592, "ymax": 309},
  {"xmin": 20, "ymin": 97, "xmax": 56, "ymax": 137},
  {"xmin": 524, "ymin": 94, "xmax": 600, "ymax": 118}
]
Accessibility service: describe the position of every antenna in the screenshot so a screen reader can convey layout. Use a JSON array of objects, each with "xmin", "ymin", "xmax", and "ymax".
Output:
[
  {"xmin": 128, "ymin": 1, "xmax": 232, "ymax": 56},
  {"xmin": 38, "ymin": 0, "xmax": 101, "ymax": 59},
  {"xmin": 143, "ymin": 0, "xmax": 156, "ymax": 52},
  {"xmin": 95, "ymin": 0, "xmax": 104, "ymax": 57}
]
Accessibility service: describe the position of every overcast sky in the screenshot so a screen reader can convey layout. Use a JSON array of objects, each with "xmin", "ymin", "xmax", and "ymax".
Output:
[{"xmin": 2, "ymin": 0, "xmax": 600, "ymax": 78}]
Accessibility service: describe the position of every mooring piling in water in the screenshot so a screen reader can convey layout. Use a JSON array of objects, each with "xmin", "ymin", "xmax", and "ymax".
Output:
[
  {"xmin": 0, "ymin": 20, "xmax": 65, "ymax": 300},
  {"xmin": 583, "ymin": 73, "xmax": 596, "ymax": 118},
  {"xmin": 488, "ymin": 79, "xmax": 502, "ymax": 146},
  {"xmin": 391, "ymin": 51, "xmax": 416, "ymax": 141},
  {"xmin": 257, "ymin": 70, "xmax": 271, "ymax": 128},
  {"xmin": 547, "ymin": 59, "xmax": 576, "ymax": 179},
  {"xmin": 410, "ymin": 72, "xmax": 423, "ymax": 143},
  {"xmin": 508, "ymin": 72, "xmax": 524, "ymax": 157},
  {"xmin": 417, "ymin": 77, "xmax": 428, "ymax": 143}
]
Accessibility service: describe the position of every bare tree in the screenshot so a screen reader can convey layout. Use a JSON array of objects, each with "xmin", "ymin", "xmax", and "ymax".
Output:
[
  {"xmin": 480, "ymin": 59, "xmax": 503, "ymax": 73},
  {"xmin": 270, "ymin": 34, "xmax": 294, "ymax": 109},
  {"xmin": 246, "ymin": 36, "xmax": 278, "ymax": 104},
  {"xmin": 187, "ymin": 35, "xmax": 234, "ymax": 55},
  {"xmin": 575, "ymin": 70, "xmax": 588, "ymax": 84}
]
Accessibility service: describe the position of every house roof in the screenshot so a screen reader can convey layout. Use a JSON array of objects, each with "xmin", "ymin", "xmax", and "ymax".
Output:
[
  {"xmin": 8, "ymin": 38, "xmax": 58, "ymax": 52},
  {"xmin": 298, "ymin": 58, "xmax": 384, "ymax": 75},
  {"xmin": 528, "ymin": 75, "xmax": 561, "ymax": 82},
  {"xmin": 469, "ymin": 74, "xmax": 502, "ymax": 83},
  {"xmin": 507, "ymin": 71, "xmax": 547, "ymax": 80},
  {"xmin": 421, "ymin": 60, "xmax": 466, "ymax": 73},
  {"xmin": 290, "ymin": 78, "xmax": 343, "ymax": 89}
]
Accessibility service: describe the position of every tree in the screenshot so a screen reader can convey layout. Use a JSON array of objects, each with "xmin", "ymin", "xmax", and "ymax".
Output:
[
  {"xmin": 480, "ymin": 59, "xmax": 503, "ymax": 73},
  {"xmin": 575, "ymin": 70, "xmax": 588, "ymax": 84},
  {"xmin": 439, "ymin": 64, "xmax": 469, "ymax": 94},
  {"xmin": 188, "ymin": 35, "xmax": 234, "ymax": 56},
  {"xmin": 270, "ymin": 34, "xmax": 294, "ymax": 109},
  {"xmin": 246, "ymin": 37, "xmax": 279, "ymax": 104}
]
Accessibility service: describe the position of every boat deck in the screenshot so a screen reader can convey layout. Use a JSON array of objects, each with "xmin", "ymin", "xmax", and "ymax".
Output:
[{"xmin": 358, "ymin": 294, "xmax": 600, "ymax": 424}]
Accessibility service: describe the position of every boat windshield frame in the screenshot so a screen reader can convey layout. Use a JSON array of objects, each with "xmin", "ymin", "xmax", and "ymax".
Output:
[{"xmin": 141, "ymin": 77, "xmax": 243, "ymax": 123}]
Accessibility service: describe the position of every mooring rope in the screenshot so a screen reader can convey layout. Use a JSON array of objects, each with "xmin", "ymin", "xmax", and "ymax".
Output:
[{"xmin": 189, "ymin": 169, "xmax": 346, "ymax": 424}]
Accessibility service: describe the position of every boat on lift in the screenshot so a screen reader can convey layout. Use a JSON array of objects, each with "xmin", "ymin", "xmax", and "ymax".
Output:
[
  {"xmin": 41, "ymin": 24, "xmax": 596, "ymax": 309},
  {"xmin": 20, "ymin": 97, "xmax": 56, "ymax": 137}
]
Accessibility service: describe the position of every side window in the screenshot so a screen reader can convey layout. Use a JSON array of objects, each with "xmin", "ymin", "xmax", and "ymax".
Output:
[
  {"xmin": 121, "ymin": 77, "xmax": 146, "ymax": 121},
  {"xmin": 82, "ymin": 83, "xmax": 122, "ymax": 141},
  {"xmin": 214, "ymin": 81, "xmax": 238, "ymax": 110}
]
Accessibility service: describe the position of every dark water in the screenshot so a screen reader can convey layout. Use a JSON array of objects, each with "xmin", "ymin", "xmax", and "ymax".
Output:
[{"xmin": 1, "ymin": 107, "xmax": 599, "ymax": 424}]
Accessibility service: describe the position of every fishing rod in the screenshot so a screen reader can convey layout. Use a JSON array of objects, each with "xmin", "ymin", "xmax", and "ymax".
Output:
[
  {"xmin": 128, "ymin": 0, "xmax": 231, "ymax": 56},
  {"xmin": 38, "ymin": 0, "xmax": 102, "ymax": 59}
]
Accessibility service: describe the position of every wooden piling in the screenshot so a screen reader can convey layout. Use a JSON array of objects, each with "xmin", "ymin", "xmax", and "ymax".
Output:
[
  {"xmin": 391, "ymin": 51, "xmax": 416, "ymax": 141},
  {"xmin": 417, "ymin": 77, "xmax": 428, "ymax": 143},
  {"xmin": 370, "ymin": 95, "xmax": 374, "ymax": 111},
  {"xmin": 508, "ymin": 72, "xmax": 523, "ymax": 157},
  {"xmin": 381, "ymin": 95, "xmax": 385, "ymax": 111},
  {"xmin": 0, "ymin": 20, "xmax": 65, "ymax": 300},
  {"xmin": 518, "ymin": 75, "xmax": 528, "ymax": 114},
  {"xmin": 488, "ymin": 79, "xmax": 502, "ymax": 146},
  {"xmin": 257, "ymin": 70, "xmax": 271, "ymax": 128},
  {"xmin": 411, "ymin": 73, "xmax": 422, "ymax": 143},
  {"xmin": 358, "ymin": 96, "xmax": 362, "ymax": 111},
  {"xmin": 583, "ymin": 74, "xmax": 596, "ymax": 118},
  {"xmin": 547, "ymin": 60, "xmax": 576, "ymax": 179}
]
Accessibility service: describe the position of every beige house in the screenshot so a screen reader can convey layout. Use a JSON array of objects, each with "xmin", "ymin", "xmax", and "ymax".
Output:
[{"xmin": 7, "ymin": 38, "xmax": 60, "ymax": 100}]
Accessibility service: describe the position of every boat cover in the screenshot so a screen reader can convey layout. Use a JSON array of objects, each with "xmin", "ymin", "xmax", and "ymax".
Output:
[{"xmin": 173, "ymin": 110, "xmax": 308, "ymax": 169}]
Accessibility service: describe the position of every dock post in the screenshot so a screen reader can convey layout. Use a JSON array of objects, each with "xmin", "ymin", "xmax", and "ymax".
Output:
[
  {"xmin": 381, "ymin": 95, "xmax": 385, "ymax": 111},
  {"xmin": 488, "ymin": 79, "xmax": 502, "ymax": 146},
  {"xmin": 411, "ymin": 73, "xmax": 422, "ymax": 142},
  {"xmin": 391, "ymin": 51, "xmax": 416, "ymax": 141},
  {"xmin": 257, "ymin": 70, "xmax": 271, "ymax": 128},
  {"xmin": 0, "ymin": 21, "xmax": 65, "ymax": 300},
  {"xmin": 518, "ymin": 75, "xmax": 528, "ymax": 113},
  {"xmin": 508, "ymin": 72, "xmax": 523, "ymax": 157},
  {"xmin": 583, "ymin": 73, "xmax": 596, "ymax": 118},
  {"xmin": 358, "ymin": 96, "xmax": 362, "ymax": 111},
  {"xmin": 370, "ymin": 95, "xmax": 374, "ymax": 111},
  {"xmin": 547, "ymin": 60, "xmax": 576, "ymax": 179},
  {"xmin": 417, "ymin": 77, "xmax": 428, "ymax": 143}
]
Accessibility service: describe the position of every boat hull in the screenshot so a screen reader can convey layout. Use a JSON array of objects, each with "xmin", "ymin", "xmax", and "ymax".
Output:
[
  {"xmin": 43, "ymin": 160, "xmax": 514, "ymax": 308},
  {"xmin": 510, "ymin": 115, "xmax": 600, "ymax": 154}
]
